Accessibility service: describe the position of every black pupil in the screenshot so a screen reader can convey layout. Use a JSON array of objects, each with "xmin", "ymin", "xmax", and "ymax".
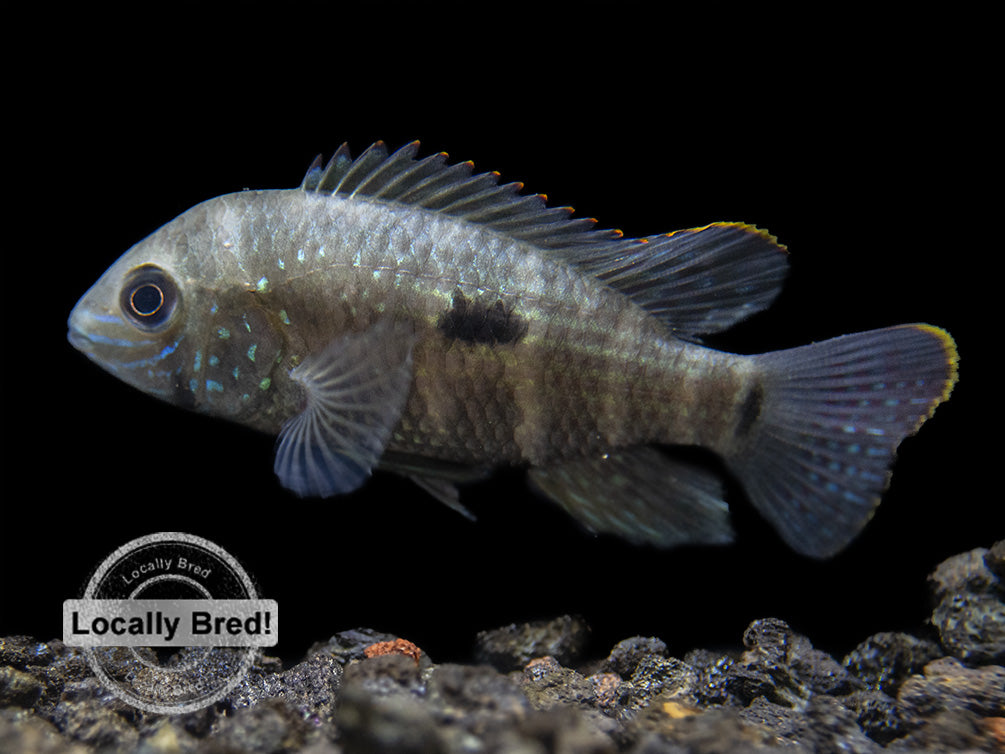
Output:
[{"xmin": 131, "ymin": 284, "xmax": 164, "ymax": 316}]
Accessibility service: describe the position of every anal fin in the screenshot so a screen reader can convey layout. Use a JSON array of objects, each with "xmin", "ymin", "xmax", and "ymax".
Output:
[{"xmin": 528, "ymin": 447, "xmax": 734, "ymax": 548}]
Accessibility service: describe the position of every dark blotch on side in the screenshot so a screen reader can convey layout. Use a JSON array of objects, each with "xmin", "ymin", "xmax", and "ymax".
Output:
[
  {"xmin": 735, "ymin": 383, "xmax": 764, "ymax": 437},
  {"xmin": 438, "ymin": 289, "xmax": 527, "ymax": 345}
]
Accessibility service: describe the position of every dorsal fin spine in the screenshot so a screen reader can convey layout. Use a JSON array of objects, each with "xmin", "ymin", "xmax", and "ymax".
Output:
[{"xmin": 299, "ymin": 141, "xmax": 790, "ymax": 337}]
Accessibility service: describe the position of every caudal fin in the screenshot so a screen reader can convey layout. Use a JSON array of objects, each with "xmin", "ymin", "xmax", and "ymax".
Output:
[{"xmin": 728, "ymin": 324, "xmax": 958, "ymax": 558}]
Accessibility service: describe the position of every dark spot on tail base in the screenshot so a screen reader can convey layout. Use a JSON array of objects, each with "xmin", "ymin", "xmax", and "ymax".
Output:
[
  {"xmin": 438, "ymin": 288, "xmax": 527, "ymax": 345},
  {"xmin": 736, "ymin": 384, "xmax": 764, "ymax": 437}
]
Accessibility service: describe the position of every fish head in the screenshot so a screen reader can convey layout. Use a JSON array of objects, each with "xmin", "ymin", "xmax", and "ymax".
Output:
[{"xmin": 68, "ymin": 222, "xmax": 198, "ymax": 405}]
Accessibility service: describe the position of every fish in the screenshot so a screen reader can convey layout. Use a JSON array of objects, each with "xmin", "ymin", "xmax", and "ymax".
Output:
[{"xmin": 68, "ymin": 140, "xmax": 958, "ymax": 558}]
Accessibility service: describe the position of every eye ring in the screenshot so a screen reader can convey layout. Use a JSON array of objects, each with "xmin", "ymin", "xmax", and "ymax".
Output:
[
  {"xmin": 121, "ymin": 265, "xmax": 179, "ymax": 331},
  {"xmin": 129, "ymin": 283, "xmax": 165, "ymax": 317}
]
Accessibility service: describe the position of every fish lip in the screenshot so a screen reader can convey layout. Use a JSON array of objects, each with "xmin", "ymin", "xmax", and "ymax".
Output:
[
  {"xmin": 67, "ymin": 326, "xmax": 86, "ymax": 350},
  {"xmin": 67, "ymin": 306, "xmax": 95, "ymax": 353}
]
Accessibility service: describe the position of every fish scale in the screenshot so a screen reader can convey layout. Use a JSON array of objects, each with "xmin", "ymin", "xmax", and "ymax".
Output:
[{"xmin": 68, "ymin": 140, "xmax": 957, "ymax": 558}]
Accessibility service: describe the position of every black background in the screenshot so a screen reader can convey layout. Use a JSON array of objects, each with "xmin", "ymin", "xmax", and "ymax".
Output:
[{"xmin": 5, "ymin": 14, "xmax": 997, "ymax": 666}]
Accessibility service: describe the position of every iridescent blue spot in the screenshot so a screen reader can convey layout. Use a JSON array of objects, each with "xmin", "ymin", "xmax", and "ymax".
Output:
[
  {"xmin": 247, "ymin": 344, "xmax": 257, "ymax": 362},
  {"xmin": 297, "ymin": 248, "xmax": 305, "ymax": 263},
  {"xmin": 257, "ymin": 276, "xmax": 270, "ymax": 292},
  {"xmin": 209, "ymin": 355, "xmax": 220, "ymax": 367},
  {"xmin": 189, "ymin": 378, "xmax": 198, "ymax": 392},
  {"xmin": 842, "ymin": 424, "xmax": 857, "ymax": 434},
  {"xmin": 218, "ymin": 327, "xmax": 231, "ymax": 340},
  {"xmin": 847, "ymin": 444, "xmax": 860, "ymax": 454},
  {"xmin": 278, "ymin": 258, "xmax": 285, "ymax": 270},
  {"xmin": 232, "ymin": 366, "xmax": 240, "ymax": 379},
  {"xmin": 279, "ymin": 309, "xmax": 291, "ymax": 325},
  {"xmin": 206, "ymin": 380, "xmax": 224, "ymax": 393},
  {"xmin": 884, "ymin": 398, "xmax": 900, "ymax": 407},
  {"xmin": 258, "ymin": 377, "xmax": 271, "ymax": 391},
  {"xmin": 866, "ymin": 427, "xmax": 885, "ymax": 436},
  {"xmin": 193, "ymin": 350, "xmax": 202, "ymax": 372}
]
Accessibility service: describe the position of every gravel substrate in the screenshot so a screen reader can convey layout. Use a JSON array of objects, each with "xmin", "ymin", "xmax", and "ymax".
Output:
[{"xmin": 2, "ymin": 541, "xmax": 1002, "ymax": 753}]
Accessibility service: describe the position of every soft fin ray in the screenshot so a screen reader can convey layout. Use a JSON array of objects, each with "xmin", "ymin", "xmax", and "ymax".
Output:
[
  {"xmin": 528, "ymin": 447, "xmax": 734, "ymax": 548},
  {"xmin": 581, "ymin": 224, "xmax": 789, "ymax": 337},
  {"xmin": 300, "ymin": 142, "xmax": 788, "ymax": 336},
  {"xmin": 729, "ymin": 324, "xmax": 958, "ymax": 558},
  {"xmin": 274, "ymin": 321, "xmax": 416, "ymax": 497}
]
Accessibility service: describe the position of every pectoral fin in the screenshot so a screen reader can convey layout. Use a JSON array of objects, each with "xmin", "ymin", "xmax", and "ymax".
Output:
[
  {"xmin": 528, "ymin": 447, "xmax": 734, "ymax": 548},
  {"xmin": 274, "ymin": 321, "xmax": 416, "ymax": 497}
]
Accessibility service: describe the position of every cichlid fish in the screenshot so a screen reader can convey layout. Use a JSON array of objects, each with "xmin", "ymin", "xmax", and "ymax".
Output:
[{"xmin": 68, "ymin": 141, "xmax": 958, "ymax": 558}]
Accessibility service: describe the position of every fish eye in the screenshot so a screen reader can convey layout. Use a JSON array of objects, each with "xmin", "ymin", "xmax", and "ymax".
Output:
[{"xmin": 121, "ymin": 265, "xmax": 179, "ymax": 331}]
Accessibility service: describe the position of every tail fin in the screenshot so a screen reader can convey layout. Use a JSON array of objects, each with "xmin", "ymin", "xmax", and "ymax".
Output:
[{"xmin": 727, "ymin": 324, "xmax": 958, "ymax": 558}]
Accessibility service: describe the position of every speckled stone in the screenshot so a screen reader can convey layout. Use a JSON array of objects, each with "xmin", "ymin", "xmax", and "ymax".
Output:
[{"xmin": 928, "ymin": 543, "xmax": 1005, "ymax": 665}]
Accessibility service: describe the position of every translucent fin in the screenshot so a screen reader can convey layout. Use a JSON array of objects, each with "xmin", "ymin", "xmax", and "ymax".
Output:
[
  {"xmin": 408, "ymin": 475, "xmax": 477, "ymax": 521},
  {"xmin": 378, "ymin": 451, "xmax": 490, "ymax": 520},
  {"xmin": 728, "ymin": 324, "xmax": 958, "ymax": 558},
  {"xmin": 580, "ymin": 224, "xmax": 788, "ymax": 337},
  {"xmin": 274, "ymin": 321, "xmax": 416, "ymax": 497},
  {"xmin": 528, "ymin": 447, "xmax": 734, "ymax": 548},
  {"xmin": 299, "ymin": 142, "xmax": 787, "ymax": 335}
]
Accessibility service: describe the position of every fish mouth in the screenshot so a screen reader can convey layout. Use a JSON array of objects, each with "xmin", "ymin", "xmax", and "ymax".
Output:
[{"xmin": 67, "ymin": 307, "xmax": 95, "ymax": 354}]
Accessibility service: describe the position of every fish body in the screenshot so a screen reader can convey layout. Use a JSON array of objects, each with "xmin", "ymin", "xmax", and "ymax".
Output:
[{"xmin": 68, "ymin": 141, "xmax": 958, "ymax": 557}]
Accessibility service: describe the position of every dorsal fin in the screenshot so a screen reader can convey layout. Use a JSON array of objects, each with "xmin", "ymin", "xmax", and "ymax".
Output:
[
  {"xmin": 302, "ymin": 140, "xmax": 619, "ymax": 249},
  {"xmin": 300, "ymin": 141, "xmax": 789, "ymax": 337}
]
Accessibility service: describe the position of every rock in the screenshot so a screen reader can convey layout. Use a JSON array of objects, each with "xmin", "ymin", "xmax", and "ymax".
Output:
[
  {"xmin": 626, "ymin": 655, "xmax": 699, "ymax": 710},
  {"xmin": 475, "ymin": 614, "xmax": 590, "ymax": 671},
  {"xmin": 520, "ymin": 656, "xmax": 598, "ymax": 711},
  {"xmin": 343, "ymin": 653, "xmax": 424, "ymax": 699},
  {"xmin": 337, "ymin": 672, "xmax": 441, "ymax": 754},
  {"xmin": 0, "ymin": 709, "xmax": 88, "ymax": 754},
  {"xmin": 732, "ymin": 618, "xmax": 862, "ymax": 706},
  {"xmin": 898, "ymin": 656, "xmax": 1005, "ymax": 719},
  {"xmin": 636, "ymin": 703, "xmax": 781, "ymax": 753},
  {"xmin": 308, "ymin": 627, "xmax": 430, "ymax": 669},
  {"xmin": 843, "ymin": 631, "xmax": 942, "ymax": 694},
  {"xmin": 0, "ymin": 637, "xmax": 55, "ymax": 669},
  {"xmin": 741, "ymin": 695, "xmax": 882, "ymax": 753},
  {"xmin": 840, "ymin": 689, "xmax": 912, "ymax": 746},
  {"xmin": 208, "ymin": 698, "xmax": 318, "ymax": 754},
  {"xmin": 600, "ymin": 635, "xmax": 668, "ymax": 678},
  {"xmin": 2, "ymin": 541, "xmax": 1002, "ymax": 753},
  {"xmin": 683, "ymin": 648, "xmax": 738, "ymax": 707},
  {"xmin": 425, "ymin": 661, "xmax": 529, "ymax": 735},
  {"xmin": 0, "ymin": 667, "xmax": 44, "ymax": 709},
  {"xmin": 891, "ymin": 709, "xmax": 994, "ymax": 753},
  {"xmin": 228, "ymin": 651, "xmax": 343, "ymax": 729},
  {"xmin": 928, "ymin": 543, "xmax": 1005, "ymax": 665},
  {"xmin": 47, "ymin": 699, "xmax": 139, "ymax": 750}
]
